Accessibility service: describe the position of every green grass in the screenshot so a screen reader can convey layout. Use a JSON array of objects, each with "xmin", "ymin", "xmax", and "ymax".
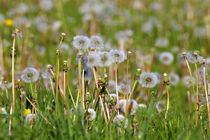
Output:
[{"xmin": 0, "ymin": 0, "xmax": 210, "ymax": 139}]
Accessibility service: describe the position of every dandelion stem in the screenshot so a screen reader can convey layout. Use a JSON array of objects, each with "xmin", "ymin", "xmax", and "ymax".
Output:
[
  {"xmin": 114, "ymin": 63, "xmax": 119, "ymax": 115},
  {"xmin": 9, "ymin": 30, "xmax": 17, "ymax": 135},
  {"xmin": 76, "ymin": 51, "xmax": 82, "ymax": 109},
  {"xmin": 195, "ymin": 63, "xmax": 200, "ymax": 124},
  {"xmin": 63, "ymin": 71, "xmax": 66, "ymax": 116},
  {"xmin": 202, "ymin": 60, "xmax": 210, "ymax": 129},
  {"xmin": 55, "ymin": 34, "xmax": 64, "ymax": 115},
  {"xmin": 163, "ymin": 73, "xmax": 170, "ymax": 119},
  {"xmin": 183, "ymin": 53, "xmax": 197, "ymax": 113},
  {"xmin": 67, "ymin": 79, "xmax": 76, "ymax": 109}
]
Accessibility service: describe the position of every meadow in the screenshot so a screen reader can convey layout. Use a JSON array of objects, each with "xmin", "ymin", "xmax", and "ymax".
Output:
[{"xmin": 0, "ymin": 0, "xmax": 210, "ymax": 139}]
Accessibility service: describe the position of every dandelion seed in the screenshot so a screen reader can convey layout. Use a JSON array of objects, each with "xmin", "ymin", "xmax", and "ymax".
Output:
[
  {"xmin": 168, "ymin": 72, "xmax": 180, "ymax": 86},
  {"xmin": 193, "ymin": 26, "xmax": 206, "ymax": 38},
  {"xmin": 72, "ymin": 35, "xmax": 90, "ymax": 50},
  {"xmin": 0, "ymin": 81, "xmax": 12, "ymax": 90},
  {"xmin": 155, "ymin": 37, "xmax": 168, "ymax": 48},
  {"xmin": 21, "ymin": 67, "xmax": 39, "ymax": 83},
  {"xmin": 115, "ymin": 30, "xmax": 133, "ymax": 42},
  {"xmin": 108, "ymin": 80, "xmax": 116, "ymax": 92},
  {"xmin": 0, "ymin": 107, "xmax": 7, "ymax": 115},
  {"xmin": 25, "ymin": 114, "xmax": 38, "ymax": 123},
  {"xmin": 86, "ymin": 52, "xmax": 100, "ymax": 67},
  {"xmin": 41, "ymin": 66, "xmax": 53, "ymax": 80},
  {"xmin": 89, "ymin": 35, "xmax": 104, "ymax": 50},
  {"xmin": 16, "ymin": 3, "xmax": 28, "ymax": 14},
  {"xmin": 118, "ymin": 83, "xmax": 131, "ymax": 95},
  {"xmin": 87, "ymin": 108, "xmax": 96, "ymax": 121},
  {"xmin": 108, "ymin": 94, "xmax": 117, "ymax": 100},
  {"xmin": 0, "ymin": 14, "xmax": 5, "ymax": 23},
  {"xmin": 139, "ymin": 72, "xmax": 158, "ymax": 88},
  {"xmin": 159, "ymin": 52, "xmax": 174, "ymax": 65},
  {"xmin": 156, "ymin": 101, "xmax": 165, "ymax": 113},
  {"xmin": 98, "ymin": 51, "xmax": 112, "ymax": 67},
  {"xmin": 186, "ymin": 51, "xmax": 203, "ymax": 64},
  {"xmin": 129, "ymin": 100, "xmax": 138, "ymax": 115},
  {"xmin": 182, "ymin": 75, "xmax": 195, "ymax": 87},
  {"xmin": 113, "ymin": 114, "xmax": 128, "ymax": 128},
  {"xmin": 110, "ymin": 50, "xmax": 127, "ymax": 63},
  {"xmin": 196, "ymin": 68, "xmax": 208, "ymax": 86},
  {"xmin": 40, "ymin": 0, "xmax": 54, "ymax": 11},
  {"xmin": 60, "ymin": 43, "xmax": 70, "ymax": 53},
  {"xmin": 138, "ymin": 104, "xmax": 147, "ymax": 108},
  {"xmin": 51, "ymin": 20, "xmax": 61, "ymax": 31},
  {"xmin": 118, "ymin": 99, "xmax": 127, "ymax": 113}
]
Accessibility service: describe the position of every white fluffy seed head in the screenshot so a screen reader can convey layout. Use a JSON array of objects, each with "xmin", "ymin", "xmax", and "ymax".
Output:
[
  {"xmin": 21, "ymin": 67, "xmax": 39, "ymax": 83},
  {"xmin": 169, "ymin": 72, "xmax": 180, "ymax": 86},
  {"xmin": 86, "ymin": 52, "xmax": 100, "ymax": 67},
  {"xmin": 98, "ymin": 51, "xmax": 112, "ymax": 67},
  {"xmin": 139, "ymin": 72, "xmax": 158, "ymax": 88},
  {"xmin": 25, "ymin": 114, "xmax": 38, "ymax": 123},
  {"xmin": 89, "ymin": 35, "xmax": 104, "ymax": 50},
  {"xmin": 113, "ymin": 114, "xmax": 128, "ymax": 128},
  {"xmin": 87, "ymin": 108, "xmax": 96, "ymax": 121},
  {"xmin": 159, "ymin": 52, "xmax": 174, "ymax": 65},
  {"xmin": 72, "ymin": 35, "xmax": 90, "ymax": 50},
  {"xmin": 110, "ymin": 50, "xmax": 127, "ymax": 63}
]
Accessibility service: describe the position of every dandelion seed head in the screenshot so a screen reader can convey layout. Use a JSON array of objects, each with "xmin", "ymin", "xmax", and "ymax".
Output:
[
  {"xmin": 159, "ymin": 52, "xmax": 174, "ymax": 65},
  {"xmin": 86, "ymin": 52, "xmax": 100, "ymax": 67},
  {"xmin": 21, "ymin": 67, "xmax": 39, "ymax": 83},
  {"xmin": 139, "ymin": 72, "xmax": 158, "ymax": 88},
  {"xmin": 182, "ymin": 75, "xmax": 195, "ymax": 87},
  {"xmin": 87, "ymin": 108, "xmax": 96, "ymax": 121},
  {"xmin": 60, "ymin": 43, "xmax": 70, "ymax": 53},
  {"xmin": 25, "ymin": 114, "xmax": 38, "ymax": 123},
  {"xmin": 156, "ymin": 101, "xmax": 165, "ymax": 113},
  {"xmin": 41, "ymin": 66, "xmax": 53, "ymax": 80},
  {"xmin": 155, "ymin": 37, "xmax": 168, "ymax": 48},
  {"xmin": 89, "ymin": 35, "xmax": 104, "ymax": 50},
  {"xmin": 40, "ymin": 0, "xmax": 54, "ymax": 11},
  {"xmin": 98, "ymin": 51, "xmax": 112, "ymax": 67},
  {"xmin": 186, "ymin": 51, "xmax": 203, "ymax": 64},
  {"xmin": 110, "ymin": 50, "xmax": 126, "ymax": 63},
  {"xmin": 72, "ymin": 35, "xmax": 90, "ymax": 50},
  {"xmin": 169, "ymin": 72, "xmax": 180, "ymax": 86},
  {"xmin": 118, "ymin": 83, "xmax": 131, "ymax": 95},
  {"xmin": 0, "ymin": 107, "xmax": 7, "ymax": 115},
  {"xmin": 138, "ymin": 104, "xmax": 147, "ymax": 108},
  {"xmin": 113, "ymin": 114, "xmax": 128, "ymax": 128},
  {"xmin": 108, "ymin": 80, "xmax": 116, "ymax": 92}
]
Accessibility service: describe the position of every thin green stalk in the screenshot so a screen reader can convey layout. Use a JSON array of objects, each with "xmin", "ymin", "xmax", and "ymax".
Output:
[
  {"xmin": 183, "ymin": 53, "xmax": 196, "ymax": 111},
  {"xmin": 75, "ymin": 52, "xmax": 82, "ymax": 109},
  {"xmin": 55, "ymin": 34, "xmax": 64, "ymax": 114}
]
